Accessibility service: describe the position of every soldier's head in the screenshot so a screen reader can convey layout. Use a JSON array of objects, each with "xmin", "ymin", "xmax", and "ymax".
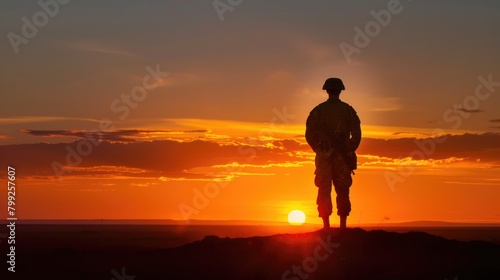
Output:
[{"xmin": 322, "ymin": 78, "xmax": 345, "ymax": 96}]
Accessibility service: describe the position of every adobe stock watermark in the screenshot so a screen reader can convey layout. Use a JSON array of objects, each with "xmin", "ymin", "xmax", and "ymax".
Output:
[
  {"xmin": 7, "ymin": 0, "xmax": 71, "ymax": 54},
  {"xmin": 385, "ymin": 74, "xmax": 500, "ymax": 191},
  {"xmin": 177, "ymin": 106, "xmax": 296, "ymax": 222},
  {"xmin": 213, "ymin": 0, "xmax": 244, "ymax": 21},
  {"xmin": 282, "ymin": 233, "xmax": 341, "ymax": 280},
  {"xmin": 51, "ymin": 64, "xmax": 169, "ymax": 180},
  {"xmin": 339, "ymin": 0, "xmax": 412, "ymax": 63},
  {"xmin": 110, "ymin": 267, "xmax": 135, "ymax": 280}
]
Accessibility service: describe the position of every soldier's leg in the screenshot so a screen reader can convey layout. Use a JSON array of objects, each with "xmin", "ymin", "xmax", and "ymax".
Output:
[
  {"xmin": 314, "ymin": 151, "xmax": 334, "ymax": 219},
  {"xmin": 332, "ymin": 154, "xmax": 352, "ymax": 217},
  {"xmin": 315, "ymin": 177, "xmax": 332, "ymax": 218}
]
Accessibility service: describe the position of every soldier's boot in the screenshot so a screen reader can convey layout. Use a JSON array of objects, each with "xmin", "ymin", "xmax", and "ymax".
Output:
[
  {"xmin": 340, "ymin": 215, "xmax": 347, "ymax": 230},
  {"xmin": 322, "ymin": 216, "xmax": 330, "ymax": 229}
]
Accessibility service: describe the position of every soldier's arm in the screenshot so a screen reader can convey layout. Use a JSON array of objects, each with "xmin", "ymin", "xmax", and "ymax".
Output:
[
  {"xmin": 305, "ymin": 109, "xmax": 320, "ymax": 152},
  {"xmin": 349, "ymin": 106, "xmax": 361, "ymax": 151}
]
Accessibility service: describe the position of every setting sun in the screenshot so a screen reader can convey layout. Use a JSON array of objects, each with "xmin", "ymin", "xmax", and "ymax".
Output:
[{"xmin": 288, "ymin": 210, "xmax": 306, "ymax": 225}]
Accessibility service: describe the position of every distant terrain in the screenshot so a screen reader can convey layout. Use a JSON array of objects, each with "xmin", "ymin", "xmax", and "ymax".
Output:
[
  {"xmin": 3, "ymin": 224, "xmax": 500, "ymax": 279},
  {"xmin": 11, "ymin": 219, "xmax": 500, "ymax": 227}
]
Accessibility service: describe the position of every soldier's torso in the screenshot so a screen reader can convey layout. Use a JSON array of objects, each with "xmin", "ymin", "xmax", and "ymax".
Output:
[{"xmin": 310, "ymin": 98, "xmax": 353, "ymax": 142}]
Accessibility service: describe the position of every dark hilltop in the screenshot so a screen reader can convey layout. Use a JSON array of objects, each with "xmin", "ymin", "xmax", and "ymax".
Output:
[{"xmin": 15, "ymin": 227, "xmax": 500, "ymax": 280}]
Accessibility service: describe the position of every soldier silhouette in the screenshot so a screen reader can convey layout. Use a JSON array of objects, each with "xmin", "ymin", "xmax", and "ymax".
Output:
[{"xmin": 305, "ymin": 78, "xmax": 361, "ymax": 229}]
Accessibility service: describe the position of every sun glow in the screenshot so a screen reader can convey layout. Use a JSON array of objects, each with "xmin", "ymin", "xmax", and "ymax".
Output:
[{"xmin": 288, "ymin": 210, "xmax": 306, "ymax": 225}]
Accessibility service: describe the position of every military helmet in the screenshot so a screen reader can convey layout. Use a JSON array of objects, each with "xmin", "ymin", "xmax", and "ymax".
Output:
[{"xmin": 322, "ymin": 78, "xmax": 345, "ymax": 91}]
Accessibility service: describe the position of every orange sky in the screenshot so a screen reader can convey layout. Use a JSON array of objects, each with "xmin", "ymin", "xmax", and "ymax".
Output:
[
  {"xmin": 2, "ymin": 121, "xmax": 500, "ymax": 224},
  {"xmin": 1, "ymin": 1, "xmax": 500, "ymax": 225}
]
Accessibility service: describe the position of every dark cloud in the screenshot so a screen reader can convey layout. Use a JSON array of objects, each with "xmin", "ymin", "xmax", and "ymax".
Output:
[
  {"xmin": 272, "ymin": 139, "xmax": 306, "ymax": 151},
  {"xmin": 392, "ymin": 132, "xmax": 409, "ymax": 136},
  {"xmin": 456, "ymin": 108, "xmax": 484, "ymax": 113},
  {"xmin": 357, "ymin": 133, "xmax": 500, "ymax": 163},
  {"xmin": 20, "ymin": 129, "xmax": 209, "ymax": 142},
  {"xmin": 0, "ymin": 139, "xmax": 299, "ymax": 179},
  {"xmin": 489, "ymin": 119, "xmax": 500, "ymax": 123},
  {"xmin": 2, "ymin": 133, "xmax": 499, "ymax": 180}
]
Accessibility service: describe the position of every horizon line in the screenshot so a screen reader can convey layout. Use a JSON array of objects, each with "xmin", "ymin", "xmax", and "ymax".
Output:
[{"xmin": 2, "ymin": 219, "xmax": 500, "ymax": 227}]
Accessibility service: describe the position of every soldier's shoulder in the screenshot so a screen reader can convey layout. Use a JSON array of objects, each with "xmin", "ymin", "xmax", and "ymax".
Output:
[
  {"xmin": 340, "ymin": 100, "xmax": 358, "ymax": 112},
  {"xmin": 343, "ymin": 102, "xmax": 361, "ymax": 123},
  {"xmin": 339, "ymin": 100, "xmax": 352, "ymax": 107},
  {"xmin": 309, "ymin": 101, "xmax": 329, "ymax": 114}
]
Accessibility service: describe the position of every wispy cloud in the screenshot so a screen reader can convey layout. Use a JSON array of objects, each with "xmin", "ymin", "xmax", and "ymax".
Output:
[
  {"xmin": 456, "ymin": 108, "xmax": 484, "ymax": 113},
  {"xmin": 63, "ymin": 165, "xmax": 149, "ymax": 174},
  {"xmin": 0, "ymin": 116, "xmax": 102, "ymax": 125},
  {"xmin": 21, "ymin": 129, "xmax": 209, "ymax": 142},
  {"xmin": 370, "ymin": 98, "xmax": 401, "ymax": 112},
  {"xmin": 359, "ymin": 155, "xmax": 467, "ymax": 168},
  {"xmin": 489, "ymin": 119, "xmax": 500, "ymax": 123},
  {"xmin": 444, "ymin": 181, "xmax": 500, "ymax": 186},
  {"xmin": 211, "ymin": 161, "xmax": 306, "ymax": 170}
]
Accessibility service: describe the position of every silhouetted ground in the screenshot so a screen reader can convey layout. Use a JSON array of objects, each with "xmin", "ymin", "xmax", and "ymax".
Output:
[{"xmin": 6, "ymin": 226, "xmax": 500, "ymax": 279}]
